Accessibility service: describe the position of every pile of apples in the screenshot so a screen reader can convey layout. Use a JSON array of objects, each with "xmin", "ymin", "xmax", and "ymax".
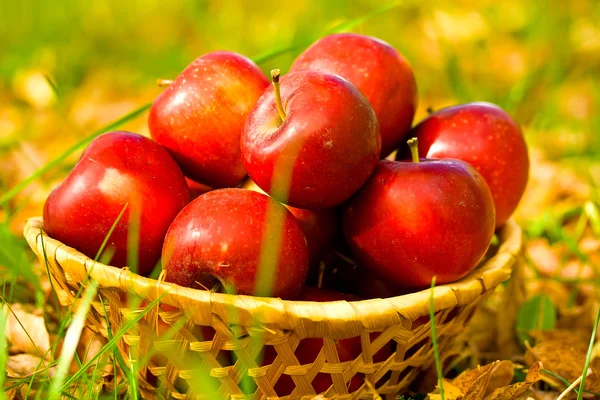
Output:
[{"xmin": 43, "ymin": 33, "xmax": 529, "ymax": 303}]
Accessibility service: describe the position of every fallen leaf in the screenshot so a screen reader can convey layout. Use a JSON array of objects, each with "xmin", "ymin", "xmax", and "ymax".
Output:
[
  {"xmin": 486, "ymin": 361, "xmax": 514, "ymax": 394},
  {"xmin": 525, "ymin": 330, "xmax": 600, "ymax": 392},
  {"xmin": 453, "ymin": 362, "xmax": 498, "ymax": 393},
  {"xmin": 528, "ymin": 388, "xmax": 562, "ymax": 400},
  {"xmin": 4, "ymin": 303, "xmax": 51, "ymax": 358},
  {"xmin": 485, "ymin": 361, "xmax": 542, "ymax": 400},
  {"xmin": 427, "ymin": 361, "xmax": 516, "ymax": 400},
  {"xmin": 463, "ymin": 369, "xmax": 494, "ymax": 400},
  {"xmin": 6, "ymin": 353, "xmax": 52, "ymax": 377},
  {"xmin": 428, "ymin": 380, "xmax": 464, "ymax": 400}
]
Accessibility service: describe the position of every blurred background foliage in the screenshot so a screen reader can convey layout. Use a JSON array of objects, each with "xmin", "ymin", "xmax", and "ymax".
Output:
[
  {"xmin": 1, "ymin": 1, "xmax": 600, "ymax": 394},
  {"xmin": 0, "ymin": 0, "xmax": 599, "ymax": 226}
]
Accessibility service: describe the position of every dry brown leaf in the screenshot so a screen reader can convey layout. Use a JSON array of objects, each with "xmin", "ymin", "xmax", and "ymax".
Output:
[
  {"xmin": 3, "ymin": 385, "xmax": 17, "ymax": 400},
  {"xmin": 485, "ymin": 361, "xmax": 542, "ymax": 400},
  {"xmin": 528, "ymin": 388, "xmax": 562, "ymax": 400},
  {"xmin": 453, "ymin": 362, "xmax": 498, "ymax": 393},
  {"xmin": 427, "ymin": 361, "xmax": 516, "ymax": 400},
  {"xmin": 525, "ymin": 330, "xmax": 600, "ymax": 392},
  {"xmin": 4, "ymin": 303, "xmax": 51, "ymax": 358},
  {"xmin": 463, "ymin": 369, "xmax": 495, "ymax": 400},
  {"xmin": 6, "ymin": 353, "xmax": 52, "ymax": 377},
  {"xmin": 486, "ymin": 361, "xmax": 515, "ymax": 394}
]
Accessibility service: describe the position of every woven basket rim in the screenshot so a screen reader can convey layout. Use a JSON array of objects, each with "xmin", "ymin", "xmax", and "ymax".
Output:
[{"xmin": 24, "ymin": 217, "xmax": 521, "ymax": 336}]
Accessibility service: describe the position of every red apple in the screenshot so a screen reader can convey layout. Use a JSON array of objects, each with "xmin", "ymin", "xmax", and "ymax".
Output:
[
  {"xmin": 149, "ymin": 51, "xmax": 270, "ymax": 188},
  {"xmin": 344, "ymin": 139, "xmax": 495, "ymax": 289},
  {"xmin": 263, "ymin": 287, "xmax": 390, "ymax": 395},
  {"xmin": 43, "ymin": 131, "xmax": 189, "ymax": 276},
  {"xmin": 398, "ymin": 102, "xmax": 529, "ymax": 227},
  {"xmin": 290, "ymin": 33, "xmax": 418, "ymax": 158},
  {"xmin": 241, "ymin": 70, "xmax": 381, "ymax": 209},
  {"xmin": 243, "ymin": 179, "xmax": 338, "ymax": 265},
  {"xmin": 162, "ymin": 188, "xmax": 309, "ymax": 298}
]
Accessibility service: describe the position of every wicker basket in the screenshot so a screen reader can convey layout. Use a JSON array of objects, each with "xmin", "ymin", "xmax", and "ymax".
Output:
[{"xmin": 24, "ymin": 217, "xmax": 522, "ymax": 400}]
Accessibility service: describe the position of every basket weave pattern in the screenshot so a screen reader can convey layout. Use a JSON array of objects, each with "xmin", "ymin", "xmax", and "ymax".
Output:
[{"xmin": 24, "ymin": 217, "xmax": 522, "ymax": 400}]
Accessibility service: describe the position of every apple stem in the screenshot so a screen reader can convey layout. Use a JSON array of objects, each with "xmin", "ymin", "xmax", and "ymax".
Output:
[
  {"xmin": 271, "ymin": 69, "xmax": 286, "ymax": 123},
  {"xmin": 156, "ymin": 79, "xmax": 174, "ymax": 87},
  {"xmin": 407, "ymin": 137, "xmax": 420, "ymax": 163}
]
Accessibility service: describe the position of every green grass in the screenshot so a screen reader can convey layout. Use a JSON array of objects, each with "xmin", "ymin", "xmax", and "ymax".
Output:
[
  {"xmin": 577, "ymin": 307, "xmax": 600, "ymax": 400},
  {"xmin": 429, "ymin": 277, "xmax": 444, "ymax": 400}
]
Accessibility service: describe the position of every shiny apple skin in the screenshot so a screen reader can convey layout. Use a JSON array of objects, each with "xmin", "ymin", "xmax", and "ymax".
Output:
[
  {"xmin": 263, "ymin": 287, "xmax": 390, "ymax": 395},
  {"xmin": 241, "ymin": 70, "xmax": 381, "ymax": 209},
  {"xmin": 290, "ymin": 33, "xmax": 418, "ymax": 158},
  {"xmin": 43, "ymin": 131, "xmax": 189, "ymax": 276},
  {"xmin": 162, "ymin": 188, "xmax": 309, "ymax": 299},
  {"xmin": 148, "ymin": 51, "xmax": 270, "ymax": 188},
  {"xmin": 343, "ymin": 159, "xmax": 495, "ymax": 289},
  {"xmin": 399, "ymin": 102, "xmax": 529, "ymax": 227},
  {"xmin": 243, "ymin": 179, "xmax": 338, "ymax": 264}
]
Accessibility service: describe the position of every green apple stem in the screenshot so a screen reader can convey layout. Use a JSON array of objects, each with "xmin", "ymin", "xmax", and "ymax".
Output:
[
  {"xmin": 271, "ymin": 69, "xmax": 286, "ymax": 122},
  {"xmin": 156, "ymin": 79, "xmax": 174, "ymax": 87},
  {"xmin": 408, "ymin": 137, "xmax": 420, "ymax": 163}
]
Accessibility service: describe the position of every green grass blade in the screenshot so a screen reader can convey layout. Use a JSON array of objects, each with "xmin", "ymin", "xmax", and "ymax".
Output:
[
  {"xmin": 48, "ymin": 280, "xmax": 99, "ymax": 400},
  {"xmin": 0, "ymin": 103, "xmax": 150, "ymax": 206},
  {"xmin": 252, "ymin": 0, "xmax": 401, "ymax": 65},
  {"xmin": 326, "ymin": 2, "xmax": 401, "ymax": 34},
  {"xmin": 43, "ymin": 74, "xmax": 61, "ymax": 100},
  {"xmin": 94, "ymin": 202, "xmax": 128, "ymax": 261},
  {"xmin": 445, "ymin": 52, "xmax": 471, "ymax": 103},
  {"xmin": 577, "ymin": 306, "xmax": 600, "ymax": 400},
  {"xmin": 40, "ymin": 230, "xmax": 62, "ymax": 323},
  {"xmin": 97, "ymin": 295, "xmax": 130, "ymax": 375},
  {"xmin": 59, "ymin": 294, "xmax": 166, "ymax": 391},
  {"xmin": 128, "ymin": 351, "xmax": 140, "ymax": 400},
  {"xmin": 126, "ymin": 199, "xmax": 141, "ymax": 275},
  {"xmin": 0, "ymin": 304, "xmax": 7, "ymax": 400},
  {"xmin": 429, "ymin": 276, "xmax": 444, "ymax": 400}
]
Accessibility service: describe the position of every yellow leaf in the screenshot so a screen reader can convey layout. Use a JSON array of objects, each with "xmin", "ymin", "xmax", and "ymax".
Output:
[
  {"xmin": 525, "ymin": 330, "xmax": 600, "ymax": 392},
  {"xmin": 452, "ymin": 362, "xmax": 498, "ymax": 393},
  {"xmin": 428, "ymin": 380, "xmax": 464, "ymax": 400},
  {"xmin": 486, "ymin": 361, "xmax": 514, "ymax": 394},
  {"xmin": 3, "ymin": 304, "xmax": 51, "ymax": 358},
  {"xmin": 485, "ymin": 361, "xmax": 542, "ymax": 400},
  {"xmin": 6, "ymin": 353, "xmax": 52, "ymax": 377}
]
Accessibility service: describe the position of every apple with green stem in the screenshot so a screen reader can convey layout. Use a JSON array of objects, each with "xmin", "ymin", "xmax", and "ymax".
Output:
[
  {"xmin": 344, "ymin": 138, "xmax": 496, "ymax": 289},
  {"xmin": 241, "ymin": 69, "xmax": 381, "ymax": 209},
  {"xmin": 397, "ymin": 102, "xmax": 529, "ymax": 228}
]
